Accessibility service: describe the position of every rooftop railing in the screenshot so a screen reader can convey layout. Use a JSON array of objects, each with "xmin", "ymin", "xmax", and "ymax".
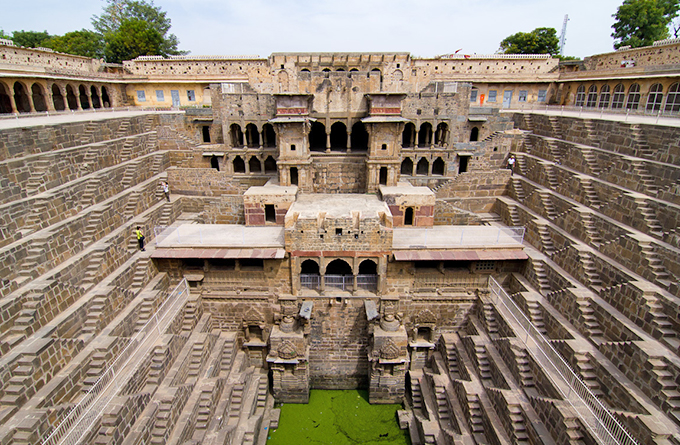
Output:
[
  {"xmin": 504, "ymin": 103, "xmax": 680, "ymax": 123},
  {"xmin": 488, "ymin": 276, "xmax": 638, "ymax": 445}
]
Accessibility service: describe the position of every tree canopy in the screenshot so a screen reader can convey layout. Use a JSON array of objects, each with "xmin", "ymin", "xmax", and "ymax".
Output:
[
  {"xmin": 499, "ymin": 27, "xmax": 560, "ymax": 55},
  {"xmin": 611, "ymin": 0, "xmax": 680, "ymax": 48},
  {"xmin": 1, "ymin": 0, "xmax": 184, "ymax": 62},
  {"xmin": 45, "ymin": 30, "xmax": 105, "ymax": 59}
]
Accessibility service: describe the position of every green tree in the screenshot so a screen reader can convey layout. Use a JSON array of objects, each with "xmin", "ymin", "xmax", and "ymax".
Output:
[
  {"xmin": 11, "ymin": 30, "xmax": 51, "ymax": 48},
  {"xmin": 0, "ymin": 30, "xmax": 11, "ymax": 40},
  {"xmin": 93, "ymin": 0, "xmax": 184, "ymax": 57},
  {"xmin": 499, "ymin": 28, "xmax": 560, "ymax": 55},
  {"xmin": 611, "ymin": 0, "xmax": 680, "ymax": 48},
  {"xmin": 104, "ymin": 18, "xmax": 164, "ymax": 63},
  {"xmin": 45, "ymin": 30, "xmax": 105, "ymax": 59}
]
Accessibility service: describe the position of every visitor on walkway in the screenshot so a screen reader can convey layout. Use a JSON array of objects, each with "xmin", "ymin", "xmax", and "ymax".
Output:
[
  {"xmin": 507, "ymin": 155, "xmax": 516, "ymax": 176},
  {"xmin": 135, "ymin": 226, "xmax": 145, "ymax": 251},
  {"xmin": 162, "ymin": 181, "xmax": 170, "ymax": 202}
]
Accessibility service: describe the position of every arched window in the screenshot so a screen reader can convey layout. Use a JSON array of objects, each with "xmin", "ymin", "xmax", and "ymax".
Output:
[
  {"xmin": 404, "ymin": 207, "xmax": 414, "ymax": 225},
  {"xmin": 611, "ymin": 84, "xmax": 625, "ymax": 109},
  {"xmin": 432, "ymin": 157, "xmax": 445, "ymax": 175},
  {"xmin": 401, "ymin": 158, "xmax": 413, "ymax": 175},
  {"xmin": 379, "ymin": 167, "xmax": 388, "ymax": 185},
  {"xmin": 230, "ymin": 124, "xmax": 244, "ymax": 147},
  {"xmin": 598, "ymin": 85, "xmax": 611, "ymax": 108},
  {"xmin": 330, "ymin": 122, "xmax": 347, "ymax": 151},
  {"xmin": 300, "ymin": 259, "xmax": 320, "ymax": 289},
  {"xmin": 31, "ymin": 83, "xmax": 47, "ymax": 112},
  {"xmin": 416, "ymin": 158, "xmax": 429, "ymax": 175},
  {"xmin": 301, "ymin": 259, "xmax": 320, "ymax": 274},
  {"xmin": 370, "ymin": 68, "xmax": 383, "ymax": 90},
  {"xmin": 78, "ymin": 85, "xmax": 90, "ymax": 109},
  {"xmin": 435, "ymin": 123, "xmax": 448, "ymax": 146},
  {"xmin": 233, "ymin": 156, "xmax": 245, "ymax": 173},
  {"xmin": 211, "ymin": 155, "xmax": 220, "ymax": 171},
  {"xmin": 470, "ymin": 127, "xmax": 479, "ymax": 142},
  {"xmin": 66, "ymin": 85, "xmax": 78, "ymax": 110},
  {"xmin": 665, "ymin": 83, "xmax": 680, "ymax": 112},
  {"xmin": 325, "ymin": 259, "xmax": 353, "ymax": 275},
  {"xmin": 264, "ymin": 156, "xmax": 277, "ymax": 173},
  {"xmin": 90, "ymin": 86, "xmax": 101, "ymax": 108},
  {"xmin": 351, "ymin": 122, "xmax": 368, "ymax": 151},
  {"xmin": 13, "ymin": 82, "xmax": 31, "ymax": 113},
  {"xmin": 101, "ymin": 86, "xmax": 111, "ymax": 108},
  {"xmin": 249, "ymin": 156, "xmax": 261, "ymax": 173},
  {"xmin": 309, "ymin": 122, "xmax": 326, "ymax": 151},
  {"xmin": 626, "ymin": 83, "xmax": 641, "ymax": 109},
  {"xmin": 647, "ymin": 83, "xmax": 664, "ymax": 112},
  {"xmin": 262, "ymin": 123, "xmax": 276, "ymax": 148},
  {"xmin": 358, "ymin": 259, "xmax": 377, "ymax": 275},
  {"xmin": 393, "ymin": 69, "xmax": 404, "ymax": 82},
  {"xmin": 0, "ymin": 82, "xmax": 12, "ymax": 113},
  {"xmin": 418, "ymin": 122, "xmax": 432, "ymax": 146},
  {"xmin": 575, "ymin": 85, "xmax": 586, "ymax": 106},
  {"xmin": 51, "ymin": 84, "xmax": 65, "ymax": 111},
  {"xmin": 246, "ymin": 123, "xmax": 259, "ymax": 147},
  {"xmin": 585, "ymin": 85, "xmax": 598, "ymax": 108},
  {"xmin": 402, "ymin": 123, "xmax": 415, "ymax": 147},
  {"xmin": 322, "ymin": 68, "xmax": 331, "ymax": 78}
]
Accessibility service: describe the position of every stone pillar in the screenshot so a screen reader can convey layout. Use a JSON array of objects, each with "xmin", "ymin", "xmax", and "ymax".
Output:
[
  {"xmin": 326, "ymin": 132, "xmax": 331, "ymax": 153},
  {"xmin": 7, "ymin": 91, "xmax": 17, "ymax": 114},
  {"xmin": 347, "ymin": 131, "xmax": 352, "ymax": 152},
  {"xmin": 414, "ymin": 130, "xmax": 419, "ymax": 149},
  {"xmin": 45, "ymin": 87, "xmax": 56, "ymax": 112}
]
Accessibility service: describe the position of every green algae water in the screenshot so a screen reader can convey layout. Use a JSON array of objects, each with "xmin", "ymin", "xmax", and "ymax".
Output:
[{"xmin": 267, "ymin": 390, "xmax": 411, "ymax": 445}]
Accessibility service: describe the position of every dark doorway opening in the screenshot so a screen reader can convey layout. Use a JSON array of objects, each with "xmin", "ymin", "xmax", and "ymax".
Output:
[
  {"xmin": 264, "ymin": 156, "xmax": 277, "ymax": 174},
  {"xmin": 401, "ymin": 158, "xmax": 413, "ymax": 175},
  {"xmin": 404, "ymin": 207, "xmax": 414, "ymax": 225},
  {"xmin": 351, "ymin": 122, "xmax": 368, "ymax": 151},
  {"xmin": 202, "ymin": 126, "xmax": 211, "ymax": 143},
  {"xmin": 432, "ymin": 157, "xmax": 445, "ymax": 175},
  {"xmin": 51, "ymin": 84, "xmax": 65, "ymax": 111},
  {"xmin": 459, "ymin": 156, "xmax": 470, "ymax": 174},
  {"xmin": 379, "ymin": 167, "xmax": 388, "ymax": 185},
  {"xmin": 265, "ymin": 204, "xmax": 276, "ymax": 223},
  {"xmin": 249, "ymin": 156, "xmax": 262, "ymax": 174},
  {"xmin": 233, "ymin": 156, "xmax": 245, "ymax": 173},
  {"xmin": 290, "ymin": 167, "xmax": 299, "ymax": 185},
  {"xmin": 470, "ymin": 127, "xmax": 479, "ymax": 142},
  {"xmin": 211, "ymin": 155, "xmax": 220, "ymax": 171}
]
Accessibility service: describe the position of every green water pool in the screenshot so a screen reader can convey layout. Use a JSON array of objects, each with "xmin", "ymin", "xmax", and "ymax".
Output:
[{"xmin": 266, "ymin": 390, "xmax": 411, "ymax": 445}]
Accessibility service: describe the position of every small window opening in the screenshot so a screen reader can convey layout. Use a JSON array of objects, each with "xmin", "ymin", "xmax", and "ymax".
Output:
[
  {"xmin": 291, "ymin": 144, "xmax": 296, "ymax": 151},
  {"xmin": 265, "ymin": 204, "xmax": 276, "ymax": 223},
  {"xmin": 336, "ymin": 228, "xmax": 342, "ymax": 236},
  {"xmin": 381, "ymin": 144, "xmax": 387, "ymax": 150}
]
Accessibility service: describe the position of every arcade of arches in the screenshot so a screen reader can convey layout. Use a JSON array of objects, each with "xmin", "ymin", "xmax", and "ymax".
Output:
[{"xmin": 0, "ymin": 80, "xmax": 113, "ymax": 114}]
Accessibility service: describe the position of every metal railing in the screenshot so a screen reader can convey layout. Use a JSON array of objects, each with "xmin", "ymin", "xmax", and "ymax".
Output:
[
  {"xmin": 394, "ymin": 226, "xmax": 525, "ymax": 249},
  {"xmin": 42, "ymin": 279, "xmax": 190, "ymax": 445},
  {"xmin": 488, "ymin": 277, "xmax": 637, "ymax": 445},
  {"xmin": 324, "ymin": 275, "xmax": 352, "ymax": 290},
  {"xmin": 300, "ymin": 274, "xmax": 320, "ymax": 290},
  {"xmin": 357, "ymin": 274, "xmax": 378, "ymax": 290},
  {"xmin": 504, "ymin": 103, "xmax": 680, "ymax": 122}
]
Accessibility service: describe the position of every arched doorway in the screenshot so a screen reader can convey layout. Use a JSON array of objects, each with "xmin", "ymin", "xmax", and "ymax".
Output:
[
  {"xmin": 432, "ymin": 157, "xmax": 445, "ymax": 175},
  {"xmin": 246, "ymin": 123, "xmax": 259, "ymax": 147},
  {"xmin": 51, "ymin": 84, "xmax": 65, "ymax": 111},
  {"xmin": 90, "ymin": 86, "xmax": 101, "ymax": 108},
  {"xmin": 0, "ymin": 82, "xmax": 13, "ymax": 113},
  {"xmin": 232, "ymin": 156, "xmax": 245, "ymax": 173},
  {"xmin": 401, "ymin": 158, "xmax": 413, "ymax": 175},
  {"xmin": 470, "ymin": 127, "xmax": 479, "ymax": 142},
  {"xmin": 435, "ymin": 123, "xmax": 448, "ymax": 146},
  {"xmin": 31, "ymin": 83, "xmax": 47, "ymax": 112},
  {"xmin": 264, "ymin": 156, "xmax": 277, "ymax": 174},
  {"xmin": 249, "ymin": 156, "xmax": 261, "ymax": 174},
  {"xmin": 66, "ymin": 85, "xmax": 78, "ymax": 110},
  {"xmin": 101, "ymin": 86, "xmax": 111, "ymax": 107},
  {"xmin": 357, "ymin": 259, "xmax": 378, "ymax": 291},
  {"xmin": 330, "ymin": 122, "xmax": 347, "ymax": 151},
  {"xmin": 13, "ymin": 82, "xmax": 31, "ymax": 113},
  {"xmin": 309, "ymin": 122, "xmax": 326, "ymax": 151},
  {"xmin": 78, "ymin": 85, "xmax": 90, "ymax": 109},
  {"xmin": 325, "ymin": 259, "xmax": 353, "ymax": 290},
  {"xmin": 418, "ymin": 123, "xmax": 432, "ymax": 146},
  {"xmin": 230, "ymin": 124, "xmax": 244, "ymax": 147},
  {"xmin": 402, "ymin": 123, "xmax": 415, "ymax": 147},
  {"xmin": 416, "ymin": 158, "xmax": 429, "ymax": 175},
  {"xmin": 263, "ymin": 123, "xmax": 276, "ymax": 148},
  {"xmin": 300, "ymin": 259, "xmax": 320, "ymax": 290}
]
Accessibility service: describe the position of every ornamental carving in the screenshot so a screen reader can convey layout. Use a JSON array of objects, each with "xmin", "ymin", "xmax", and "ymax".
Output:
[
  {"xmin": 379, "ymin": 339, "xmax": 401, "ymax": 360},
  {"xmin": 277, "ymin": 340, "xmax": 297, "ymax": 360},
  {"xmin": 243, "ymin": 307, "xmax": 264, "ymax": 324},
  {"xmin": 417, "ymin": 309, "xmax": 437, "ymax": 324}
]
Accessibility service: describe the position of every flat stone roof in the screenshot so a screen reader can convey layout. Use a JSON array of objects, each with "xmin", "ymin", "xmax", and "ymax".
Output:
[
  {"xmin": 287, "ymin": 194, "xmax": 390, "ymax": 219},
  {"xmin": 380, "ymin": 184, "xmax": 434, "ymax": 196},
  {"xmin": 392, "ymin": 226, "xmax": 525, "ymax": 249},
  {"xmin": 244, "ymin": 185, "xmax": 298, "ymax": 196},
  {"xmin": 156, "ymin": 224, "xmax": 284, "ymax": 248}
]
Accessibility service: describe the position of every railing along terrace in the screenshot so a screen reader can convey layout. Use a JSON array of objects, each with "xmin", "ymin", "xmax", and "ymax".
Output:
[
  {"xmin": 42, "ymin": 279, "xmax": 190, "ymax": 445},
  {"xmin": 394, "ymin": 226, "xmax": 525, "ymax": 249},
  {"xmin": 324, "ymin": 275, "xmax": 352, "ymax": 291},
  {"xmin": 505, "ymin": 103, "xmax": 680, "ymax": 122},
  {"xmin": 357, "ymin": 274, "xmax": 378, "ymax": 290},
  {"xmin": 488, "ymin": 276, "xmax": 638, "ymax": 445}
]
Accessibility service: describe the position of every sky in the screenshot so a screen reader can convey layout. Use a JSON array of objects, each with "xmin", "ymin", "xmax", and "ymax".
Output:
[{"xmin": 2, "ymin": 0, "xmax": 626, "ymax": 59}]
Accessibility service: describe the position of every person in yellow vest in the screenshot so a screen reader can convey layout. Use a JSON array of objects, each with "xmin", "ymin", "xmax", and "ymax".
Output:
[{"xmin": 135, "ymin": 226, "xmax": 145, "ymax": 251}]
